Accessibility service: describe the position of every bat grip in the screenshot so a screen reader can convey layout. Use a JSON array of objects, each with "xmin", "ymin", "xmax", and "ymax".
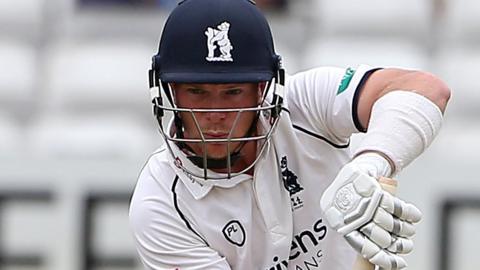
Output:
[{"xmin": 352, "ymin": 177, "xmax": 398, "ymax": 270}]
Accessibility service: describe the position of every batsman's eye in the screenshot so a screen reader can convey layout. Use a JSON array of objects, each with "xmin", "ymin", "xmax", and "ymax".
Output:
[
  {"xmin": 187, "ymin": 88, "xmax": 207, "ymax": 95},
  {"xmin": 225, "ymin": 88, "xmax": 242, "ymax": 95}
]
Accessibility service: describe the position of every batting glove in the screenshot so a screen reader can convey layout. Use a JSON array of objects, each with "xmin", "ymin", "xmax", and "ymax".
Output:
[{"xmin": 320, "ymin": 162, "xmax": 422, "ymax": 270}]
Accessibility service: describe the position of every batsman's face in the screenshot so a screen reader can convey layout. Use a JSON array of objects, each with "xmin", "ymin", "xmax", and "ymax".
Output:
[{"xmin": 172, "ymin": 82, "xmax": 263, "ymax": 159}]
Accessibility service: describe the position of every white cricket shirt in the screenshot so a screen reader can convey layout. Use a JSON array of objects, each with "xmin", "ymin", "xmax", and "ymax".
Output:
[{"xmin": 130, "ymin": 65, "xmax": 379, "ymax": 270}]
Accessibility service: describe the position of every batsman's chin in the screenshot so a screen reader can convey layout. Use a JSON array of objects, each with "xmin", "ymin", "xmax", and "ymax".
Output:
[
  {"xmin": 204, "ymin": 149, "xmax": 232, "ymax": 160},
  {"xmin": 204, "ymin": 143, "xmax": 240, "ymax": 157}
]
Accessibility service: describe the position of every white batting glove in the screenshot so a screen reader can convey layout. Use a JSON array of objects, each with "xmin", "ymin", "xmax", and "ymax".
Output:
[{"xmin": 320, "ymin": 161, "xmax": 422, "ymax": 270}]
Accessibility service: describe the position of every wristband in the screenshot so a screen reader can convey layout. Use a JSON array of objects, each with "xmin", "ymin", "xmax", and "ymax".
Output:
[{"xmin": 353, "ymin": 90, "xmax": 443, "ymax": 175}]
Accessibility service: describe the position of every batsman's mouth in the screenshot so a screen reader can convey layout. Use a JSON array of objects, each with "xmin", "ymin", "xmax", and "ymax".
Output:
[{"xmin": 205, "ymin": 132, "xmax": 229, "ymax": 139}]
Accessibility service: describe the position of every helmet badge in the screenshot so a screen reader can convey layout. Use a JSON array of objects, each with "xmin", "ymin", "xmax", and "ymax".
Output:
[{"xmin": 205, "ymin": 21, "xmax": 234, "ymax": 62}]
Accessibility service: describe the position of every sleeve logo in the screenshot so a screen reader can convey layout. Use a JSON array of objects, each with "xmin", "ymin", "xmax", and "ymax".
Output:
[{"xmin": 337, "ymin": 67, "xmax": 356, "ymax": 95}]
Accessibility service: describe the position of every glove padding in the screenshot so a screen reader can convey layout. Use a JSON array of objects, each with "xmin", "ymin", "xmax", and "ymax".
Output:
[{"xmin": 320, "ymin": 163, "xmax": 422, "ymax": 269}]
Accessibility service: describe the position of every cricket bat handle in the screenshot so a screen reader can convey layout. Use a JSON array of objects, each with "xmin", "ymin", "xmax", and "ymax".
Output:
[{"xmin": 352, "ymin": 177, "xmax": 398, "ymax": 270}]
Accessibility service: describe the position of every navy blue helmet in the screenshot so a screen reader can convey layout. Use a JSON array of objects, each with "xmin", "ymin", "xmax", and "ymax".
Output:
[
  {"xmin": 152, "ymin": 0, "xmax": 281, "ymax": 83},
  {"xmin": 148, "ymin": 0, "xmax": 285, "ymax": 181}
]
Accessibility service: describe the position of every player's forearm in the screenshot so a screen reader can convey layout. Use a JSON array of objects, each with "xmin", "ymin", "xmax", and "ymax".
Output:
[
  {"xmin": 358, "ymin": 69, "xmax": 451, "ymax": 129},
  {"xmin": 354, "ymin": 90, "xmax": 445, "ymax": 176}
]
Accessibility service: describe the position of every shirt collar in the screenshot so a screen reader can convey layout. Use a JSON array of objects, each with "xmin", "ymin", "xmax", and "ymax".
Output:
[{"xmin": 167, "ymin": 143, "xmax": 255, "ymax": 199}]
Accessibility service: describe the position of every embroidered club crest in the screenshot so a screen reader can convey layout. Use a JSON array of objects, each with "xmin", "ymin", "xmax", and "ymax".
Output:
[
  {"xmin": 281, "ymin": 156, "xmax": 303, "ymax": 195},
  {"xmin": 205, "ymin": 21, "xmax": 234, "ymax": 62}
]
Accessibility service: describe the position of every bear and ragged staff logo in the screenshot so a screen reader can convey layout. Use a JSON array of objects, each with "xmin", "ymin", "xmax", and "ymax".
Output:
[
  {"xmin": 281, "ymin": 156, "xmax": 304, "ymax": 211},
  {"xmin": 205, "ymin": 21, "xmax": 234, "ymax": 62},
  {"xmin": 281, "ymin": 156, "xmax": 303, "ymax": 195}
]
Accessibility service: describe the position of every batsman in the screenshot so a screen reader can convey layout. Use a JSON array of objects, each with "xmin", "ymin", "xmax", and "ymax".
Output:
[{"xmin": 129, "ymin": 0, "xmax": 451, "ymax": 269}]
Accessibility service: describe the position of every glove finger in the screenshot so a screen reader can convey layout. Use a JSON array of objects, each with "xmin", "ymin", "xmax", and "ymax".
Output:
[
  {"xmin": 344, "ymin": 231, "xmax": 407, "ymax": 270},
  {"xmin": 344, "ymin": 230, "xmax": 381, "ymax": 259},
  {"xmin": 373, "ymin": 208, "xmax": 416, "ymax": 237},
  {"xmin": 387, "ymin": 236, "xmax": 414, "ymax": 254},
  {"xmin": 369, "ymin": 250, "xmax": 407, "ymax": 270},
  {"xmin": 361, "ymin": 221, "xmax": 415, "ymax": 254},
  {"xmin": 360, "ymin": 222, "xmax": 392, "ymax": 248},
  {"xmin": 380, "ymin": 192, "xmax": 422, "ymax": 223}
]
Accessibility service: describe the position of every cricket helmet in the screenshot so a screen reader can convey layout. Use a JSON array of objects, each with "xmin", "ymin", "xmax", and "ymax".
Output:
[{"xmin": 148, "ymin": 0, "xmax": 285, "ymax": 181}]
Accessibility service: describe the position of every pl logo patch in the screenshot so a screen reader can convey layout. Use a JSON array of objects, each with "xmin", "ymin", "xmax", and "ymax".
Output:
[
  {"xmin": 205, "ymin": 21, "xmax": 234, "ymax": 62},
  {"xmin": 222, "ymin": 220, "xmax": 245, "ymax": 247}
]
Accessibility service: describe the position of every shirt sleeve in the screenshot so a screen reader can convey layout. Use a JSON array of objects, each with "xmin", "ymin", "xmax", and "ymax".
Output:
[
  {"xmin": 285, "ymin": 64, "xmax": 380, "ymax": 143},
  {"xmin": 129, "ymin": 164, "xmax": 231, "ymax": 270}
]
